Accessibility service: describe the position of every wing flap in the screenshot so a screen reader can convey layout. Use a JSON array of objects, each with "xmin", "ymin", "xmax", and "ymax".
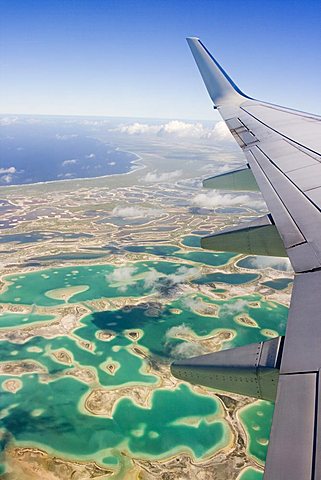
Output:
[
  {"xmin": 307, "ymin": 186, "xmax": 321, "ymax": 205},
  {"xmin": 244, "ymin": 151, "xmax": 305, "ymax": 247},
  {"xmin": 249, "ymin": 147, "xmax": 321, "ymax": 242},
  {"xmin": 254, "ymin": 139, "xmax": 318, "ymax": 174},
  {"xmin": 288, "ymin": 163, "xmax": 321, "ymax": 192},
  {"xmin": 281, "ymin": 271, "xmax": 321, "ymax": 374},
  {"xmin": 203, "ymin": 166, "xmax": 259, "ymax": 191},
  {"xmin": 241, "ymin": 103, "xmax": 321, "ymax": 154},
  {"xmin": 201, "ymin": 215, "xmax": 287, "ymax": 257}
]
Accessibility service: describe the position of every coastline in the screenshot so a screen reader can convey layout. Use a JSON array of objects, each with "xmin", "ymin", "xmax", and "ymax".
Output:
[{"xmin": 0, "ymin": 148, "xmax": 145, "ymax": 192}]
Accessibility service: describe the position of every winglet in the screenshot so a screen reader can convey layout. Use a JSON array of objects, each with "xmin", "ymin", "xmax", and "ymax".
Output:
[{"xmin": 186, "ymin": 37, "xmax": 248, "ymax": 106}]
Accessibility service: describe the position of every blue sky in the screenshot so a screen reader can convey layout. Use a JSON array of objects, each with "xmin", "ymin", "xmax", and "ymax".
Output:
[{"xmin": 1, "ymin": 0, "xmax": 321, "ymax": 120}]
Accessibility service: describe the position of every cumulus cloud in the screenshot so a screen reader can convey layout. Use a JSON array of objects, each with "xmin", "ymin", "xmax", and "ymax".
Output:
[
  {"xmin": 191, "ymin": 189, "xmax": 266, "ymax": 210},
  {"xmin": 75, "ymin": 119, "xmax": 112, "ymax": 127},
  {"xmin": 57, "ymin": 172, "xmax": 74, "ymax": 179},
  {"xmin": 62, "ymin": 159, "xmax": 78, "ymax": 167},
  {"xmin": 114, "ymin": 123, "xmax": 160, "ymax": 135},
  {"xmin": 1, "ymin": 174, "xmax": 13, "ymax": 184},
  {"xmin": 86, "ymin": 153, "xmax": 96, "ymax": 159},
  {"xmin": 106, "ymin": 266, "xmax": 137, "ymax": 291},
  {"xmin": 143, "ymin": 269, "xmax": 163, "ymax": 289},
  {"xmin": 111, "ymin": 120, "xmax": 232, "ymax": 141},
  {"xmin": 0, "ymin": 117, "xmax": 18, "ymax": 126},
  {"xmin": 247, "ymin": 256, "xmax": 292, "ymax": 271},
  {"xmin": 181, "ymin": 296, "xmax": 205, "ymax": 311},
  {"xmin": 212, "ymin": 121, "xmax": 231, "ymax": 140},
  {"xmin": 170, "ymin": 341, "xmax": 205, "ymax": 359},
  {"xmin": 112, "ymin": 206, "xmax": 164, "ymax": 218},
  {"xmin": 55, "ymin": 133, "xmax": 78, "ymax": 140},
  {"xmin": 166, "ymin": 324, "xmax": 194, "ymax": 339},
  {"xmin": 200, "ymin": 162, "xmax": 242, "ymax": 174},
  {"xmin": 167, "ymin": 266, "xmax": 201, "ymax": 285},
  {"xmin": 143, "ymin": 170, "xmax": 182, "ymax": 183},
  {"xmin": 160, "ymin": 120, "xmax": 205, "ymax": 138},
  {"xmin": 165, "ymin": 324, "xmax": 206, "ymax": 359},
  {"xmin": 0, "ymin": 167, "xmax": 16, "ymax": 174},
  {"xmin": 220, "ymin": 299, "xmax": 248, "ymax": 316},
  {"xmin": 142, "ymin": 266, "xmax": 200, "ymax": 294}
]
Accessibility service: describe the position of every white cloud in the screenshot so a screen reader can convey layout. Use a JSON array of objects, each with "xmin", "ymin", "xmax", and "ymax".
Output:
[
  {"xmin": 166, "ymin": 324, "xmax": 193, "ymax": 339},
  {"xmin": 143, "ymin": 269, "xmax": 163, "ymax": 289},
  {"xmin": 0, "ymin": 117, "xmax": 18, "ymax": 126},
  {"xmin": 247, "ymin": 256, "xmax": 292, "ymax": 271},
  {"xmin": 55, "ymin": 133, "xmax": 78, "ymax": 140},
  {"xmin": 181, "ymin": 296, "xmax": 205, "ymax": 311},
  {"xmin": 57, "ymin": 172, "xmax": 74, "ymax": 179},
  {"xmin": 191, "ymin": 189, "xmax": 265, "ymax": 210},
  {"xmin": 112, "ymin": 206, "xmax": 163, "ymax": 218},
  {"xmin": 170, "ymin": 341, "xmax": 205, "ymax": 359},
  {"xmin": 112, "ymin": 120, "xmax": 232, "ymax": 141},
  {"xmin": 160, "ymin": 120, "xmax": 205, "ymax": 138},
  {"xmin": 76, "ymin": 119, "xmax": 111, "ymax": 127},
  {"xmin": 200, "ymin": 162, "xmax": 241, "ymax": 174},
  {"xmin": 106, "ymin": 266, "xmax": 138, "ymax": 289},
  {"xmin": 220, "ymin": 299, "xmax": 248, "ymax": 316},
  {"xmin": 1, "ymin": 174, "xmax": 13, "ymax": 184},
  {"xmin": 114, "ymin": 123, "xmax": 161, "ymax": 135},
  {"xmin": 211, "ymin": 121, "xmax": 231, "ymax": 140},
  {"xmin": 0, "ymin": 167, "xmax": 16, "ymax": 174},
  {"xmin": 167, "ymin": 266, "xmax": 201, "ymax": 285},
  {"xmin": 108, "ymin": 161, "xmax": 116, "ymax": 166},
  {"xmin": 144, "ymin": 170, "xmax": 182, "ymax": 183},
  {"xmin": 86, "ymin": 153, "xmax": 96, "ymax": 159},
  {"xmin": 142, "ymin": 266, "xmax": 200, "ymax": 293},
  {"xmin": 62, "ymin": 159, "xmax": 78, "ymax": 167},
  {"xmin": 118, "ymin": 285, "xmax": 129, "ymax": 293}
]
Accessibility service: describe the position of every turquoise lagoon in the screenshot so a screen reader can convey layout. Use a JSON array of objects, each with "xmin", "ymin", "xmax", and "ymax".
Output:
[
  {"xmin": 0, "ymin": 248, "xmax": 288, "ymax": 473},
  {"xmin": 238, "ymin": 400, "xmax": 275, "ymax": 465}
]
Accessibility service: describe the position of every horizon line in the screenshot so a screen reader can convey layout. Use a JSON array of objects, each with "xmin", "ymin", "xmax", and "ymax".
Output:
[{"xmin": 0, "ymin": 112, "xmax": 217, "ymax": 123}]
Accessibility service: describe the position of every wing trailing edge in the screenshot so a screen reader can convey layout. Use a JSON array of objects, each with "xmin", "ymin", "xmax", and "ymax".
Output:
[{"xmin": 171, "ymin": 337, "xmax": 283, "ymax": 402}]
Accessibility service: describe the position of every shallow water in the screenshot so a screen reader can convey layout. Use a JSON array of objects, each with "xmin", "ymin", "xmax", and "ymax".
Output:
[
  {"xmin": 237, "ymin": 467, "xmax": 263, "ymax": 480},
  {"xmin": 0, "ymin": 312, "xmax": 55, "ymax": 329},
  {"xmin": 0, "ymin": 376, "xmax": 228, "ymax": 464},
  {"xmin": 238, "ymin": 400, "xmax": 275, "ymax": 464},
  {"xmin": 124, "ymin": 244, "xmax": 237, "ymax": 266},
  {"xmin": 261, "ymin": 278, "xmax": 293, "ymax": 290},
  {"xmin": 194, "ymin": 272, "xmax": 259, "ymax": 285}
]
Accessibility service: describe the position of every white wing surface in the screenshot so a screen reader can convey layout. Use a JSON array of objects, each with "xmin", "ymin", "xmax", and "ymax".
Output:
[{"xmin": 172, "ymin": 37, "xmax": 321, "ymax": 480}]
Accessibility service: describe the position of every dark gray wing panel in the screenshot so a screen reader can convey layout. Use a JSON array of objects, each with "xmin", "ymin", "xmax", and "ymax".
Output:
[
  {"xmin": 264, "ymin": 271, "xmax": 321, "ymax": 480},
  {"xmin": 263, "ymin": 373, "xmax": 317, "ymax": 480},
  {"xmin": 281, "ymin": 271, "xmax": 321, "ymax": 374}
]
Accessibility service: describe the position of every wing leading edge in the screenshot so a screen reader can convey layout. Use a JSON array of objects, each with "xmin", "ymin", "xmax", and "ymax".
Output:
[{"xmin": 171, "ymin": 38, "xmax": 321, "ymax": 480}]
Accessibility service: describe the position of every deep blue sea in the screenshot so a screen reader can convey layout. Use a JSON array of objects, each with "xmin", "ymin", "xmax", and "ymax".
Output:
[{"xmin": 0, "ymin": 116, "xmax": 137, "ymax": 185}]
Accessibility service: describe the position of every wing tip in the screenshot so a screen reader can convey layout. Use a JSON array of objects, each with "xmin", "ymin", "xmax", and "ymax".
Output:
[
  {"xmin": 186, "ymin": 36, "xmax": 200, "ymax": 44},
  {"xmin": 186, "ymin": 36, "xmax": 248, "ymax": 103}
]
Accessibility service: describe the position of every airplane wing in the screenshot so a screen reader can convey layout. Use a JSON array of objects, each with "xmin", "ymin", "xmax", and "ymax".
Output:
[{"xmin": 171, "ymin": 37, "xmax": 321, "ymax": 480}]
